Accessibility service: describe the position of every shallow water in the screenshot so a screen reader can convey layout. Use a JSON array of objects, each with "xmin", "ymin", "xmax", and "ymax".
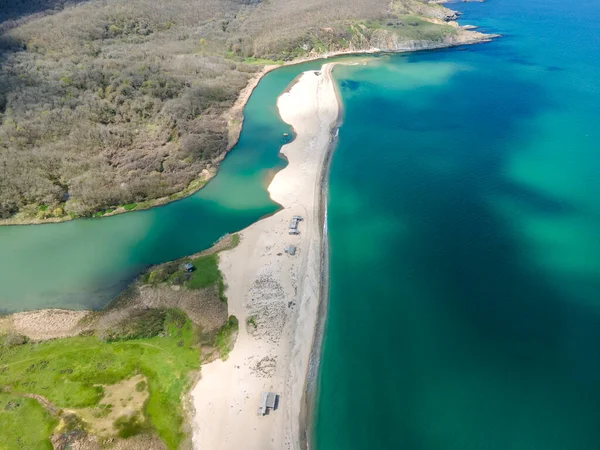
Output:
[
  {"xmin": 314, "ymin": 0, "xmax": 600, "ymax": 448},
  {"xmin": 0, "ymin": 62, "xmax": 326, "ymax": 313}
]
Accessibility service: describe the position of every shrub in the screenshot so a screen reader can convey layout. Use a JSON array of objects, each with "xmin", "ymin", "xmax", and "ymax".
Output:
[
  {"xmin": 214, "ymin": 316, "xmax": 239, "ymax": 359},
  {"xmin": 2, "ymin": 334, "xmax": 29, "ymax": 348},
  {"xmin": 102, "ymin": 309, "xmax": 167, "ymax": 341},
  {"xmin": 113, "ymin": 413, "xmax": 146, "ymax": 438}
]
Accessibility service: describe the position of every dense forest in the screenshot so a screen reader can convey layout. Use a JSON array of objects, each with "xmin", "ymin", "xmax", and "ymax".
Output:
[{"xmin": 0, "ymin": 0, "xmax": 484, "ymax": 221}]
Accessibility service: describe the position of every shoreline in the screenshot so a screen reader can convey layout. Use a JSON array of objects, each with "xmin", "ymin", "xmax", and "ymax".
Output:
[
  {"xmin": 0, "ymin": 27, "xmax": 497, "ymax": 227},
  {"xmin": 297, "ymin": 98, "xmax": 340, "ymax": 450},
  {"xmin": 190, "ymin": 63, "xmax": 341, "ymax": 449}
]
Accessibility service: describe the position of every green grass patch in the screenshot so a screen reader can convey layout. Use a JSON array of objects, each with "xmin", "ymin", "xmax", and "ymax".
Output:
[
  {"xmin": 186, "ymin": 254, "xmax": 220, "ymax": 289},
  {"xmin": 0, "ymin": 309, "xmax": 200, "ymax": 450},
  {"xmin": 230, "ymin": 233, "xmax": 240, "ymax": 249},
  {"xmin": 139, "ymin": 239, "xmax": 233, "ymax": 301},
  {"xmin": 217, "ymin": 278, "xmax": 226, "ymax": 303},
  {"xmin": 0, "ymin": 393, "xmax": 57, "ymax": 450},
  {"xmin": 122, "ymin": 203, "xmax": 137, "ymax": 211},
  {"xmin": 92, "ymin": 208, "xmax": 115, "ymax": 217},
  {"xmin": 184, "ymin": 178, "xmax": 208, "ymax": 193},
  {"xmin": 114, "ymin": 413, "xmax": 147, "ymax": 438},
  {"xmin": 214, "ymin": 316, "xmax": 238, "ymax": 360}
]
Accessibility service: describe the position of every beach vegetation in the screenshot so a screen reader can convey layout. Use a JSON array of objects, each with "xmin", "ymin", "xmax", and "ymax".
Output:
[
  {"xmin": 1, "ymin": 333, "xmax": 29, "ymax": 348},
  {"xmin": 93, "ymin": 208, "xmax": 112, "ymax": 217},
  {"xmin": 122, "ymin": 203, "xmax": 138, "ymax": 211},
  {"xmin": 113, "ymin": 413, "xmax": 147, "ymax": 438},
  {"xmin": 214, "ymin": 315, "xmax": 239, "ymax": 360},
  {"xmin": 139, "ymin": 234, "xmax": 236, "ymax": 304},
  {"xmin": 186, "ymin": 254, "xmax": 221, "ymax": 289},
  {"xmin": 0, "ymin": 308, "xmax": 200, "ymax": 450},
  {"xmin": 99, "ymin": 308, "xmax": 174, "ymax": 341},
  {"xmin": 246, "ymin": 315, "xmax": 257, "ymax": 329},
  {"xmin": 0, "ymin": 393, "xmax": 57, "ymax": 450},
  {"xmin": 230, "ymin": 233, "xmax": 241, "ymax": 249},
  {"xmin": 142, "ymin": 253, "xmax": 223, "ymax": 289}
]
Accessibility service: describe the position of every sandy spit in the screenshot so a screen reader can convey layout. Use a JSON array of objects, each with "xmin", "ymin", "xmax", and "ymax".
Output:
[{"xmin": 190, "ymin": 63, "xmax": 340, "ymax": 450}]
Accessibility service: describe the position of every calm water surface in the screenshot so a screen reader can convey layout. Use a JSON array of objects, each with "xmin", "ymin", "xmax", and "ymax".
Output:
[{"xmin": 314, "ymin": 0, "xmax": 600, "ymax": 448}]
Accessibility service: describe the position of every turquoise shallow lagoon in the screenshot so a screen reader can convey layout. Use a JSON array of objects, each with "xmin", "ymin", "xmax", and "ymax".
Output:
[{"xmin": 314, "ymin": 0, "xmax": 600, "ymax": 448}]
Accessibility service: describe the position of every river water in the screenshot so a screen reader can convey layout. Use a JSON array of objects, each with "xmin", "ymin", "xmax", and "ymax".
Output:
[{"xmin": 313, "ymin": 0, "xmax": 600, "ymax": 448}]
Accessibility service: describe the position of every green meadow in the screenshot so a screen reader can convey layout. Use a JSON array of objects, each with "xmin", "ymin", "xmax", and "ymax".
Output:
[{"xmin": 0, "ymin": 310, "xmax": 200, "ymax": 450}]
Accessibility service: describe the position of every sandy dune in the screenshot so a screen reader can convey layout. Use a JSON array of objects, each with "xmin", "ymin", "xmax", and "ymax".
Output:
[
  {"xmin": 191, "ymin": 64, "xmax": 340, "ymax": 450},
  {"xmin": 7, "ymin": 309, "xmax": 89, "ymax": 341}
]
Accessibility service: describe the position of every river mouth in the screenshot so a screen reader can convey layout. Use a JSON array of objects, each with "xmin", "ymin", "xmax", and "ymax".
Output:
[
  {"xmin": 0, "ymin": 55, "xmax": 377, "ymax": 314},
  {"xmin": 0, "ymin": 62, "xmax": 316, "ymax": 313}
]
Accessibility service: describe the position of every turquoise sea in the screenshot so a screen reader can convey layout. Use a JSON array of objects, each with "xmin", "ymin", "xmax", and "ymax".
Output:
[{"xmin": 314, "ymin": 0, "xmax": 600, "ymax": 448}]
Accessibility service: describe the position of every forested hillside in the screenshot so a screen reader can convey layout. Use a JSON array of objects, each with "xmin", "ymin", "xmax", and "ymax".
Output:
[{"xmin": 0, "ymin": 0, "xmax": 488, "ymax": 221}]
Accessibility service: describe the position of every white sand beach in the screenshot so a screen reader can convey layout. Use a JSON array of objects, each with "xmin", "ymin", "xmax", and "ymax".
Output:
[{"xmin": 191, "ymin": 63, "xmax": 340, "ymax": 450}]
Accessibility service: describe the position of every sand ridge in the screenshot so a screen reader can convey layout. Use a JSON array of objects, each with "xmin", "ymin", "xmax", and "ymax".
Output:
[{"xmin": 190, "ymin": 63, "xmax": 340, "ymax": 450}]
